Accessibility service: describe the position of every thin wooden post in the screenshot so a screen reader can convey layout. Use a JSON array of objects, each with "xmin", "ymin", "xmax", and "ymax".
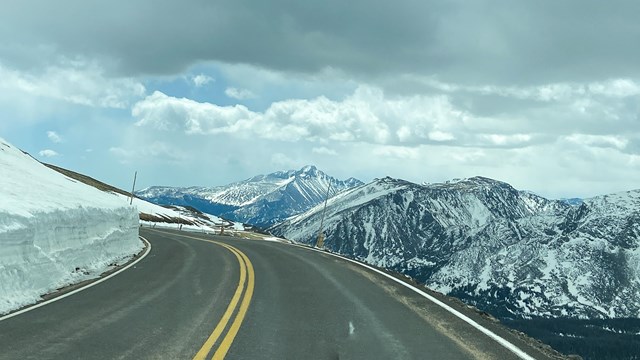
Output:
[{"xmin": 130, "ymin": 171, "xmax": 137, "ymax": 205}]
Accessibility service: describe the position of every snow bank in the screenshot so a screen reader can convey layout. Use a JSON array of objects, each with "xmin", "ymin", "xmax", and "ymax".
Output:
[{"xmin": 0, "ymin": 138, "xmax": 141, "ymax": 315}]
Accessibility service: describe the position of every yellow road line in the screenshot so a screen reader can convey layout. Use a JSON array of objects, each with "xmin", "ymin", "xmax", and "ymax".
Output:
[
  {"xmin": 212, "ymin": 248, "xmax": 255, "ymax": 360},
  {"xmin": 145, "ymin": 229, "xmax": 254, "ymax": 360},
  {"xmin": 192, "ymin": 244, "xmax": 247, "ymax": 360}
]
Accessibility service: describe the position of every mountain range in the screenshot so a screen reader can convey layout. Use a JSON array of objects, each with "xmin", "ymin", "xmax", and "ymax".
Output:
[
  {"xmin": 271, "ymin": 176, "xmax": 640, "ymax": 321},
  {"xmin": 138, "ymin": 166, "xmax": 640, "ymax": 321},
  {"xmin": 136, "ymin": 165, "xmax": 363, "ymax": 227}
]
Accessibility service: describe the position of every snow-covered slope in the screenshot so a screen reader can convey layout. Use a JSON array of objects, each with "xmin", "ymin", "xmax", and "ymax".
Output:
[
  {"xmin": 0, "ymin": 138, "xmax": 142, "ymax": 315},
  {"xmin": 272, "ymin": 176, "xmax": 640, "ymax": 320},
  {"xmin": 137, "ymin": 165, "xmax": 363, "ymax": 227}
]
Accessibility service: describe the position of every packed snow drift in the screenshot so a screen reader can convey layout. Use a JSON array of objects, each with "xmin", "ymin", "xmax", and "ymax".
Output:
[{"xmin": 0, "ymin": 138, "xmax": 142, "ymax": 315}]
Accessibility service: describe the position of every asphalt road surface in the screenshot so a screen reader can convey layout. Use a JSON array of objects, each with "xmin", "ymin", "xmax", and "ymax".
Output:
[{"xmin": 0, "ymin": 228, "xmax": 558, "ymax": 359}]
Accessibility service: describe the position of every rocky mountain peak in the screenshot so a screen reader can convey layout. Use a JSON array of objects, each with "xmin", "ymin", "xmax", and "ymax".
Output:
[{"xmin": 298, "ymin": 164, "xmax": 318, "ymax": 174}]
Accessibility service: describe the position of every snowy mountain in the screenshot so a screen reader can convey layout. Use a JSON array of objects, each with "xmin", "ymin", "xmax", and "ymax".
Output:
[
  {"xmin": 271, "ymin": 176, "xmax": 640, "ymax": 320},
  {"xmin": 0, "ymin": 138, "xmax": 142, "ymax": 314},
  {"xmin": 137, "ymin": 165, "xmax": 363, "ymax": 227}
]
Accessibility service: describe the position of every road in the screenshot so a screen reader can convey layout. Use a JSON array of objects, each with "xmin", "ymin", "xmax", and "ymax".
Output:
[{"xmin": 0, "ymin": 228, "xmax": 557, "ymax": 359}]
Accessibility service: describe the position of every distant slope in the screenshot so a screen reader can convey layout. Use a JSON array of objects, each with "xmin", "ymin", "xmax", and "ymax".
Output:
[
  {"xmin": 137, "ymin": 165, "xmax": 363, "ymax": 227},
  {"xmin": 271, "ymin": 176, "xmax": 640, "ymax": 320}
]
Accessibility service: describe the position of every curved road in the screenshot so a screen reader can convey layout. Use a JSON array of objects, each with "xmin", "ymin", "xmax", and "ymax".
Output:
[{"xmin": 0, "ymin": 228, "xmax": 556, "ymax": 359}]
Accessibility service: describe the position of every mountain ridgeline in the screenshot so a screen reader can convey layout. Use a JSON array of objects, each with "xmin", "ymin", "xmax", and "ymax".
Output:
[
  {"xmin": 136, "ymin": 166, "xmax": 363, "ymax": 227},
  {"xmin": 271, "ymin": 176, "xmax": 640, "ymax": 321}
]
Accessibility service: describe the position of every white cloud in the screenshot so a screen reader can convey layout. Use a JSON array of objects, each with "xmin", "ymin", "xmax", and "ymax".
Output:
[
  {"xmin": 38, "ymin": 149, "xmax": 58, "ymax": 157},
  {"xmin": 418, "ymin": 77, "xmax": 640, "ymax": 102},
  {"xmin": 428, "ymin": 131, "xmax": 455, "ymax": 142},
  {"xmin": 588, "ymin": 79, "xmax": 640, "ymax": 98},
  {"xmin": 479, "ymin": 134, "xmax": 532, "ymax": 147},
  {"xmin": 131, "ymin": 82, "xmax": 640, "ymax": 155},
  {"xmin": 3, "ymin": 2, "xmax": 640, "ymax": 201},
  {"xmin": 47, "ymin": 130, "xmax": 62, "ymax": 143},
  {"xmin": 132, "ymin": 86, "xmax": 475, "ymax": 146},
  {"xmin": 225, "ymin": 87, "xmax": 256, "ymax": 100},
  {"xmin": 0, "ymin": 59, "xmax": 146, "ymax": 109},
  {"xmin": 192, "ymin": 74, "xmax": 214, "ymax": 87},
  {"xmin": 133, "ymin": 91, "xmax": 256, "ymax": 133}
]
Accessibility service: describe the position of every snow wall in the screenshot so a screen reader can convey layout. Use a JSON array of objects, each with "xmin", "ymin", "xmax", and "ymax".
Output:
[{"xmin": 0, "ymin": 138, "xmax": 141, "ymax": 315}]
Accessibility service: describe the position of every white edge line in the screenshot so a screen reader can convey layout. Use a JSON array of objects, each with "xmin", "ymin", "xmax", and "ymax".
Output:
[
  {"xmin": 293, "ymin": 243, "xmax": 536, "ymax": 360},
  {"xmin": 0, "ymin": 236, "xmax": 152, "ymax": 322}
]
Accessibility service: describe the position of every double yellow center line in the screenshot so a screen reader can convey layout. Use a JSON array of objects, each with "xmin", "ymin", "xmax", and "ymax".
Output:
[
  {"xmin": 193, "ymin": 239, "xmax": 255, "ymax": 360},
  {"xmin": 147, "ymin": 229, "xmax": 254, "ymax": 360}
]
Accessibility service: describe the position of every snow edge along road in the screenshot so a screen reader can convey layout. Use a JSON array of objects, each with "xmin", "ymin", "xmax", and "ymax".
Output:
[
  {"xmin": 293, "ymin": 244, "xmax": 537, "ymax": 360},
  {"xmin": 0, "ymin": 236, "xmax": 152, "ymax": 322}
]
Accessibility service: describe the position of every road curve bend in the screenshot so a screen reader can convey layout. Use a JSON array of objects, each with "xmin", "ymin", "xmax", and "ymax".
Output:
[{"xmin": 0, "ymin": 228, "xmax": 558, "ymax": 359}]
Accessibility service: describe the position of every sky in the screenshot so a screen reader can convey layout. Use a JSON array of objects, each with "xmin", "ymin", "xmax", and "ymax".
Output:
[{"xmin": 1, "ymin": 0, "xmax": 638, "ymax": 199}]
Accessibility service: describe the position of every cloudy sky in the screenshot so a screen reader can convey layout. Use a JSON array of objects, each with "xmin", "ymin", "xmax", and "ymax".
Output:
[{"xmin": 1, "ymin": 0, "xmax": 638, "ymax": 198}]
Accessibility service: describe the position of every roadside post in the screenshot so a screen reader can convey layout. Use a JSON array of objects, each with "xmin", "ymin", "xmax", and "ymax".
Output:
[{"xmin": 315, "ymin": 181, "xmax": 332, "ymax": 249}]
